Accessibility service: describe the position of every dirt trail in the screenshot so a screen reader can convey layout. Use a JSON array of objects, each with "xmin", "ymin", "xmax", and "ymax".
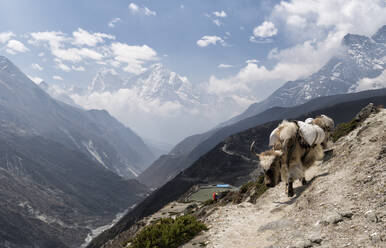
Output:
[{"xmin": 187, "ymin": 109, "xmax": 386, "ymax": 248}]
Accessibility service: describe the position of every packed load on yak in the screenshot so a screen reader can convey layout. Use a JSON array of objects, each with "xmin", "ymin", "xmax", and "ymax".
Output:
[{"xmin": 250, "ymin": 115, "xmax": 334, "ymax": 197}]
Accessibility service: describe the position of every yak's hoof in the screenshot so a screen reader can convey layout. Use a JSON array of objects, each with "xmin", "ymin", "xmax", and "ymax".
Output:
[
  {"xmin": 301, "ymin": 178, "xmax": 307, "ymax": 185},
  {"xmin": 288, "ymin": 190, "xmax": 294, "ymax": 197}
]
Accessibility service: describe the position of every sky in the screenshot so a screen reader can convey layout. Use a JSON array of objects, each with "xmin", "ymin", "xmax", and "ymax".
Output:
[{"xmin": 1, "ymin": 0, "xmax": 386, "ymax": 144}]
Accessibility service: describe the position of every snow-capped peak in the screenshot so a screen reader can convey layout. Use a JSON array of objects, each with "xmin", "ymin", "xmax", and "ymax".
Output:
[{"xmin": 88, "ymin": 68, "xmax": 125, "ymax": 93}]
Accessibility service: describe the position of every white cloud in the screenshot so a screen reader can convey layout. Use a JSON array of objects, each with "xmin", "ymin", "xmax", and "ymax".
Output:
[
  {"xmin": 197, "ymin": 36, "xmax": 225, "ymax": 47},
  {"xmin": 246, "ymin": 59, "xmax": 259, "ymax": 64},
  {"xmin": 144, "ymin": 7, "xmax": 156, "ymax": 16},
  {"xmin": 31, "ymin": 63, "xmax": 43, "ymax": 71},
  {"xmin": 272, "ymin": 0, "xmax": 386, "ymax": 40},
  {"xmin": 213, "ymin": 19, "xmax": 222, "ymax": 26},
  {"xmin": 249, "ymin": 36, "xmax": 273, "ymax": 43},
  {"xmin": 56, "ymin": 61, "xmax": 71, "ymax": 72},
  {"xmin": 28, "ymin": 75, "xmax": 43, "ymax": 84},
  {"xmin": 53, "ymin": 75, "xmax": 63, "ymax": 80},
  {"xmin": 72, "ymin": 65, "xmax": 85, "ymax": 71},
  {"xmin": 6, "ymin": 40, "xmax": 29, "ymax": 54},
  {"xmin": 207, "ymin": 0, "xmax": 386, "ymax": 103},
  {"xmin": 108, "ymin": 18, "xmax": 121, "ymax": 28},
  {"xmin": 30, "ymin": 31, "xmax": 103, "ymax": 62},
  {"xmin": 110, "ymin": 42, "xmax": 158, "ymax": 74},
  {"xmin": 129, "ymin": 3, "xmax": 139, "ymax": 12},
  {"xmin": 72, "ymin": 28, "xmax": 115, "ymax": 46},
  {"xmin": 253, "ymin": 21, "xmax": 278, "ymax": 38},
  {"xmin": 0, "ymin": 32, "xmax": 15, "ymax": 43},
  {"xmin": 38, "ymin": 52, "xmax": 45, "ymax": 57},
  {"xmin": 129, "ymin": 3, "xmax": 156, "ymax": 16},
  {"xmin": 351, "ymin": 69, "xmax": 386, "ymax": 92},
  {"xmin": 213, "ymin": 10, "xmax": 227, "ymax": 18},
  {"xmin": 218, "ymin": 64, "xmax": 233, "ymax": 68}
]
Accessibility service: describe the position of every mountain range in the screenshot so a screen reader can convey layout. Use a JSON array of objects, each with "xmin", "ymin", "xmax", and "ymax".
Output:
[
  {"xmin": 0, "ymin": 56, "xmax": 152, "ymax": 247},
  {"xmin": 137, "ymin": 25, "xmax": 386, "ymax": 189},
  {"xmin": 223, "ymin": 25, "xmax": 386, "ymax": 126}
]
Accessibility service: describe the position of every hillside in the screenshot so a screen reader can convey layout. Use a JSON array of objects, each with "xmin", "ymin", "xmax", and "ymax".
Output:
[
  {"xmin": 191, "ymin": 107, "xmax": 386, "ymax": 247},
  {"xmin": 0, "ymin": 56, "xmax": 151, "ymax": 247},
  {"xmin": 138, "ymin": 88, "xmax": 386, "ymax": 189},
  {"xmin": 88, "ymin": 97, "xmax": 386, "ymax": 248}
]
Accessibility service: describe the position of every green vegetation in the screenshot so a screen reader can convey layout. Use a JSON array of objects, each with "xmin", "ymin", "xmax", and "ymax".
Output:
[
  {"xmin": 127, "ymin": 215, "xmax": 207, "ymax": 248},
  {"xmin": 331, "ymin": 119, "xmax": 359, "ymax": 142},
  {"xmin": 234, "ymin": 175, "xmax": 267, "ymax": 204},
  {"xmin": 202, "ymin": 199, "xmax": 215, "ymax": 206}
]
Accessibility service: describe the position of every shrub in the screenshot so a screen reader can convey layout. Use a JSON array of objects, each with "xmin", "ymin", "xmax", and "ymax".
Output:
[
  {"xmin": 234, "ymin": 175, "xmax": 267, "ymax": 204},
  {"xmin": 127, "ymin": 215, "xmax": 207, "ymax": 248},
  {"xmin": 331, "ymin": 119, "xmax": 359, "ymax": 142},
  {"xmin": 202, "ymin": 199, "xmax": 215, "ymax": 206}
]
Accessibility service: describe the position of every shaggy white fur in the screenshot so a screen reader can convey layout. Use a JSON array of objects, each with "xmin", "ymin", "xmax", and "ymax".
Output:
[
  {"xmin": 269, "ymin": 120, "xmax": 298, "ymax": 147},
  {"xmin": 259, "ymin": 150, "xmax": 282, "ymax": 171},
  {"xmin": 297, "ymin": 121, "xmax": 325, "ymax": 146}
]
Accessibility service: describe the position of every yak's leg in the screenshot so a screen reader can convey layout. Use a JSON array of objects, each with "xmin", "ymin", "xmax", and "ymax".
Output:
[
  {"xmin": 287, "ymin": 179, "xmax": 294, "ymax": 197},
  {"xmin": 301, "ymin": 177, "xmax": 307, "ymax": 185}
]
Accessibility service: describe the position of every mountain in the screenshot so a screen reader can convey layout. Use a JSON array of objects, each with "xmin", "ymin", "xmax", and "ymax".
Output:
[
  {"xmin": 0, "ymin": 56, "xmax": 150, "ymax": 247},
  {"xmin": 138, "ymin": 88, "xmax": 386, "ymax": 189},
  {"xmin": 88, "ymin": 94, "xmax": 386, "ymax": 248},
  {"xmin": 88, "ymin": 68, "xmax": 126, "ymax": 93},
  {"xmin": 223, "ymin": 25, "xmax": 386, "ymax": 126},
  {"xmin": 129, "ymin": 63, "xmax": 201, "ymax": 105}
]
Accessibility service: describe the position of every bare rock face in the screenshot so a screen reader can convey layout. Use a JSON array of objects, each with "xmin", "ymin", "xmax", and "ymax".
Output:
[{"xmin": 354, "ymin": 102, "xmax": 378, "ymax": 122}]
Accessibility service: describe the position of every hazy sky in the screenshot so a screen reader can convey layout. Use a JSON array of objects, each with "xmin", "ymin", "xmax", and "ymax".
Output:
[{"xmin": 1, "ymin": 0, "xmax": 385, "ymax": 143}]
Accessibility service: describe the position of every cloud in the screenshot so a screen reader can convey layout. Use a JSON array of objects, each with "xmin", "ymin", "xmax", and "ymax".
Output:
[
  {"xmin": 129, "ymin": 3, "xmax": 156, "ymax": 16},
  {"xmin": 71, "ymin": 65, "xmax": 85, "ymax": 71},
  {"xmin": 253, "ymin": 21, "xmax": 278, "ymax": 38},
  {"xmin": 31, "ymin": 63, "xmax": 43, "ymax": 71},
  {"xmin": 351, "ymin": 69, "xmax": 386, "ymax": 92},
  {"xmin": 129, "ymin": 3, "xmax": 139, "ymax": 12},
  {"xmin": 53, "ymin": 75, "xmax": 63, "ymax": 80},
  {"xmin": 218, "ymin": 64, "xmax": 233, "ymax": 68},
  {"xmin": 72, "ymin": 28, "xmax": 115, "ymax": 46},
  {"xmin": 6, "ymin": 40, "xmax": 29, "ymax": 54},
  {"xmin": 38, "ymin": 52, "xmax": 44, "ymax": 57},
  {"xmin": 0, "ymin": 32, "xmax": 15, "ymax": 43},
  {"xmin": 108, "ymin": 18, "xmax": 121, "ymax": 28},
  {"xmin": 110, "ymin": 42, "xmax": 158, "ymax": 74},
  {"xmin": 246, "ymin": 59, "xmax": 259, "ymax": 64},
  {"xmin": 30, "ymin": 31, "xmax": 104, "ymax": 62},
  {"xmin": 27, "ymin": 75, "xmax": 43, "ymax": 84},
  {"xmin": 213, "ymin": 19, "xmax": 222, "ymax": 26},
  {"xmin": 55, "ymin": 60, "xmax": 71, "ymax": 72},
  {"xmin": 249, "ymin": 36, "xmax": 273, "ymax": 43},
  {"xmin": 197, "ymin": 36, "xmax": 225, "ymax": 47},
  {"xmin": 207, "ymin": 0, "xmax": 386, "ymax": 103},
  {"xmin": 213, "ymin": 10, "xmax": 227, "ymax": 18},
  {"xmin": 144, "ymin": 7, "xmax": 156, "ymax": 16}
]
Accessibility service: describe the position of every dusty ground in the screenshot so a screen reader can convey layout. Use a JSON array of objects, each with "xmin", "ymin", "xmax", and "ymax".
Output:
[{"xmin": 184, "ymin": 109, "xmax": 386, "ymax": 248}]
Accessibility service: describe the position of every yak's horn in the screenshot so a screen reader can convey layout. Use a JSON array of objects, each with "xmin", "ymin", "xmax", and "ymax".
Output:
[{"xmin": 250, "ymin": 141, "xmax": 260, "ymax": 158}]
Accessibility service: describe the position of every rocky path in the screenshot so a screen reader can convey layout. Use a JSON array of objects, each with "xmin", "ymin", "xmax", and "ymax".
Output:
[{"xmin": 187, "ymin": 109, "xmax": 386, "ymax": 248}]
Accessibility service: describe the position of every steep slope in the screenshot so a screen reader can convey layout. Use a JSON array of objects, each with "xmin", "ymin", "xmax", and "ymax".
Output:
[
  {"xmin": 223, "ymin": 25, "xmax": 386, "ymax": 126},
  {"xmin": 88, "ymin": 96, "xmax": 386, "ymax": 248},
  {"xmin": 0, "ymin": 56, "xmax": 154, "ymax": 177},
  {"xmin": 199, "ymin": 108, "xmax": 386, "ymax": 248},
  {"xmin": 0, "ymin": 132, "xmax": 148, "ymax": 248},
  {"xmin": 0, "ymin": 56, "xmax": 151, "ymax": 247},
  {"xmin": 138, "ymin": 88, "xmax": 386, "ymax": 188}
]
